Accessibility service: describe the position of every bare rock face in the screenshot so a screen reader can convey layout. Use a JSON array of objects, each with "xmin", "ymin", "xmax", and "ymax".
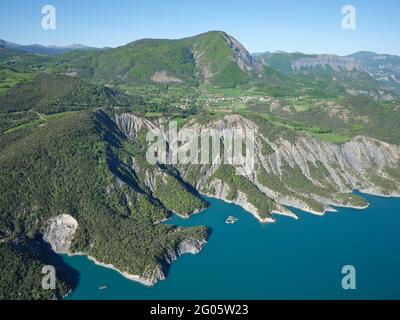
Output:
[
  {"xmin": 114, "ymin": 113, "xmax": 159, "ymax": 142},
  {"xmin": 43, "ymin": 214, "xmax": 78, "ymax": 253},
  {"xmin": 192, "ymin": 47, "xmax": 214, "ymax": 82},
  {"xmin": 220, "ymin": 32, "xmax": 263, "ymax": 73},
  {"xmin": 150, "ymin": 70, "xmax": 183, "ymax": 84},
  {"xmin": 162, "ymin": 238, "xmax": 206, "ymax": 266},
  {"xmin": 292, "ymin": 54, "xmax": 360, "ymax": 72},
  {"xmin": 141, "ymin": 266, "xmax": 166, "ymax": 286},
  {"xmin": 138, "ymin": 237, "xmax": 206, "ymax": 286},
  {"xmin": 177, "ymin": 237, "xmax": 205, "ymax": 255},
  {"xmin": 113, "ymin": 112, "xmax": 400, "ymax": 219}
]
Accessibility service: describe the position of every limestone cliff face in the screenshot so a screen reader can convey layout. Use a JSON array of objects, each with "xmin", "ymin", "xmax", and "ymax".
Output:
[
  {"xmin": 42, "ymin": 214, "xmax": 78, "ymax": 254},
  {"xmin": 253, "ymin": 135, "xmax": 400, "ymax": 213},
  {"xmin": 134, "ymin": 237, "xmax": 207, "ymax": 286},
  {"xmin": 220, "ymin": 32, "xmax": 263, "ymax": 73},
  {"xmin": 291, "ymin": 54, "xmax": 360, "ymax": 72},
  {"xmin": 164, "ymin": 237, "xmax": 206, "ymax": 265},
  {"xmin": 190, "ymin": 31, "xmax": 263, "ymax": 83},
  {"xmin": 113, "ymin": 112, "xmax": 400, "ymax": 220},
  {"xmin": 114, "ymin": 113, "xmax": 160, "ymax": 142}
]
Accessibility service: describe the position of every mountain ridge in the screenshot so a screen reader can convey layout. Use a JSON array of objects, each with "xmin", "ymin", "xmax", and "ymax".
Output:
[
  {"xmin": 2, "ymin": 32, "xmax": 400, "ymax": 98},
  {"xmin": 0, "ymin": 38, "xmax": 98, "ymax": 55}
]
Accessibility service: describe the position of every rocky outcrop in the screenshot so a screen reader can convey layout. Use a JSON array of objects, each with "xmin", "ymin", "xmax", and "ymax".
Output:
[
  {"xmin": 151, "ymin": 70, "xmax": 183, "ymax": 84},
  {"xmin": 88, "ymin": 237, "xmax": 207, "ymax": 286},
  {"xmin": 114, "ymin": 112, "xmax": 159, "ymax": 142},
  {"xmin": 131, "ymin": 237, "xmax": 206, "ymax": 286},
  {"xmin": 192, "ymin": 47, "xmax": 214, "ymax": 82},
  {"xmin": 220, "ymin": 32, "xmax": 263, "ymax": 73},
  {"xmin": 190, "ymin": 31, "xmax": 263, "ymax": 83},
  {"xmin": 42, "ymin": 214, "xmax": 78, "ymax": 254}
]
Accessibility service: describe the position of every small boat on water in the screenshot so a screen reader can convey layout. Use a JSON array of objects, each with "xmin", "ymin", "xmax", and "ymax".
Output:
[
  {"xmin": 98, "ymin": 285, "xmax": 108, "ymax": 290},
  {"xmin": 226, "ymin": 216, "xmax": 238, "ymax": 224}
]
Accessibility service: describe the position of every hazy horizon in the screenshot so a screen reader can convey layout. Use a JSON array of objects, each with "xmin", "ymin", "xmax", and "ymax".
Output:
[
  {"xmin": 1, "ymin": 0, "xmax": 399, "ymax": 56},
  {"xmin": 1, "ymin": 31, "xmax": 399, "ymax": 57}
]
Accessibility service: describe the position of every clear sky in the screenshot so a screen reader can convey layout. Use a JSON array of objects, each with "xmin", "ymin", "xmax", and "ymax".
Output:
[{"xmin": 0, "ymin": 0, "xmax": 399, "ymax": 55}]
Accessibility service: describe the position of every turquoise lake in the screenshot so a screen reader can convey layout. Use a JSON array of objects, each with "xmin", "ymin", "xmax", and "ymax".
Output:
[{"xmin": 63, "ymin": 192, "xmax": 400, "ymax": 300}]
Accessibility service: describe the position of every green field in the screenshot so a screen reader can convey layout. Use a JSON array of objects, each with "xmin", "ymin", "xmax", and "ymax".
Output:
[
  {"xmin": 312, "ymin": 132, "xmax": 351, "ymax": 144},
  {"xmin": 4, "ymin": 111, "xmax": 78, "ymax": 133},
  {"xmin": 0, "ymin": 69, "xmax": 32, "ymax": 94},
  {"xmin": 252, "ymin": 112, "xmax": 350, "ymax": 143}
]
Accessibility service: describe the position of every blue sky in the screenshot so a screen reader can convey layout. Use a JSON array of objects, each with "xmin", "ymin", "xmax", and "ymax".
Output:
[{"xmin": 0, "ymin": 0, "xmax": 399, "ymax": 55}]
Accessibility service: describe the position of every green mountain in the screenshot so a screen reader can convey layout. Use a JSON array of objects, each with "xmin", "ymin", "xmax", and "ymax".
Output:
[
  {"xmin": 0, "ymin": 38, "xmax": 98, "ymax": 56},
  {"xmin": 0, "ymin": 73, "xmax": 131, "ymax": 114},
  {"xmin": 53, "ymin": 31, "xmax": 269, "ymax": 87}
]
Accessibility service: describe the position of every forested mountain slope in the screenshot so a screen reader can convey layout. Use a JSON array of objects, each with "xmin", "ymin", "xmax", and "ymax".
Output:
[{"xmin": 0, "ymin": 110, "xmax": 209, "ymax": 290}]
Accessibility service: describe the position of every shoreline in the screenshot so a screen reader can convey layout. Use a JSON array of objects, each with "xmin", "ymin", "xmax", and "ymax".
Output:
[
  {"xmin": 200, "ymin": 191, "xmax": 276, "ymax": 223},
  {"xmin": 64, "ymin": 238, "xmax": 208, "ymax": 287},
  {"xmin": 271, "ymin": 209, "xmax": 299, "ymax": 220},
  {"xmin": 65, "ymin": 252, "xmax": 154, "ymax": 286},
  {"xmin": 200, "ymin": 189, "xmax": 399, "ymax": 222},
  {"xmin": 360, "ymin": 188, "xmax": 400, "ymax": 199},
  {"xmin": 87, "ymin": 256, "xmax": 154, "ymax": 286},
  {"xmin": 175, "ymin": 205, "xmax": 209, "ymax": 219}
]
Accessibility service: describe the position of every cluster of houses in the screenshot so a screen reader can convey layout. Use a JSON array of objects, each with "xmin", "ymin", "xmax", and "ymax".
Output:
[{"xmin": 175, "ymin": 94, "xmax": 274, "ymax": 109}]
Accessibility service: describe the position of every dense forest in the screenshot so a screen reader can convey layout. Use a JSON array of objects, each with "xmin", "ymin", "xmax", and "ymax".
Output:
[
  {"xmin": 0, "ymin": 110, "xmax": 209, "ymax": 298},
  {"xmin": 0, "ymin": 242, "xmax": 71, "ymax": 300}
]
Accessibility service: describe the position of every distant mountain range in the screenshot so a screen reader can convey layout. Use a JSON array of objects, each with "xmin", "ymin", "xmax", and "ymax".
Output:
[
  {"xmin": 0, "ymin": 38, "xmax": 99, "ymax": 55},
  {"xmin": 253, "ymin": 50, "xmax": 400, "ymax": 95},
  {"xmin": 2, "ymin": 32, "xmax": 400, "ymax": 98}
]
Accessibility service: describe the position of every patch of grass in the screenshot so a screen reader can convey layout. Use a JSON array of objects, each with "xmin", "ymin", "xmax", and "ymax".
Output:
[
  {"xmin": 293, "ymin": 103, "xmax": 312, "ymax": 112},
  {"xmin": 4, "ymin": 111, "xmax": 77, "ymax": 133},
  {"xmin": 201, "ymin": 85, "xmax": 244, "ymax": 97},
  {"xmin": 313, "ymin": 132, "xmax": 350, "ymax": 144},
  {"xmin": 0, "ymin": 69, "xmax": 32, "ymax": 94},
  {"xmin": 144, "ymin": 112, "xmax": 163, "ymax": 117},
  {"xmin": 232, "ymin": 101, "xmax": 246, "ymax": 111},
  {"xmin": 171, "ymin": 115, "xmax": 189, "ymax": 126},
  {"xmin": 253, "ymin": 112, "xmax": 350, "ymax": 144}
]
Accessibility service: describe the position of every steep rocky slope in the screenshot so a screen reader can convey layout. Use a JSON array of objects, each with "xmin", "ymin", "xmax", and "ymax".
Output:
[
  {"xmin": 114, "ymin": 112, "xmax": 400, "ymax": 221},
  {"xmin": 347, "ymin": 51, "xmax": 400, "ymax": 94}
]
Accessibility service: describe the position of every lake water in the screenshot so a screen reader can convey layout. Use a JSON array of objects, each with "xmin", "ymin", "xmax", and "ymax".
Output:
[{"xmin": 63, "ymin": 192, "xmax": 400, "ymax": 300}]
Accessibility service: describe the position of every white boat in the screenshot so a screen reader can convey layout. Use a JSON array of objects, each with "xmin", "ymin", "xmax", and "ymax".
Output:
[
  {"xmin": 98, "ymin": 285, "xmax": 108, "ymax": 290},
  {"xmin": 226, "ymin": 216, "xmax": 238, "ymax": 224}
]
